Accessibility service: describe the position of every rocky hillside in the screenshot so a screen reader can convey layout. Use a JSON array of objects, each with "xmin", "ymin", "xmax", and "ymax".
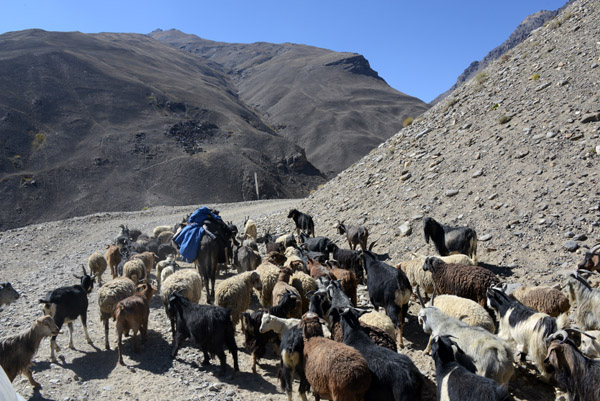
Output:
[
  {"xmin": 259, "ymin": 0, "xmax": 600, "ymax": 276},
  {"xmin": 432, "ymin": 4, "xmax": 570, "ymax": 104},
  {"xmin": 149, "ymin": 30, "xmax": 430, "ymax": 176},
  {"xmin": 0, "ymin": 30, "xmax": 324, "ymax": 231}
]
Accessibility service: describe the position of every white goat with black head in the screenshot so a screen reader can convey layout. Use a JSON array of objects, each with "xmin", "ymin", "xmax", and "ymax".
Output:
[
  {"xmin": 423, "ymin": 217, "xmax": 477, "ymax": 263},
  {"xmin": 486, "ymin": 287, "xmax": 567, "ymax": 381}
]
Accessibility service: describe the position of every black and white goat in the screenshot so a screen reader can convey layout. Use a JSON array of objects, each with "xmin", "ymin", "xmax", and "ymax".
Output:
[
  {"xmin": 423, "ymin": 217, "xmax": 478, "ymax": 263},
  {"xmin": 336, "ymin": 221, "xmax": 368, "ymax": 251},
  {"xmin": 564, "ymin": 270, "xmax": 600, "ymax": 331},
  {"xmin": 486, "ymin": 287, "xmax": 567, "ymax": 380},
  {"xmin": 288, "ymin": 209, "xmax": 315, "ymax": 238},
  {"xmin": 431, "ymin": 335, "xmax": 514, "ymax": 401},
  {"xmin": 39, "ymin": 265, "xmax": 95, "ymax": 362},
  {"xmin": 337, "ymin": 307, "xmax": 423, "ymax": 401},
  {"xmin": 361, "ymin": 248, "xmax": 412, "ymax": 348},
  {"xmin": 168, "ymin": 291, "xmax": 239, "ymax": 376}
]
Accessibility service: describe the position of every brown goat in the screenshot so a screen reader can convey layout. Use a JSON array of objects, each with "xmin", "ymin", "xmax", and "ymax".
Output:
[
  {"xmin": 307, "ymin": 258, "xmax": 335, "ymax": 281},
  {"xmin": 105, "ymin": 244, "xmax": 122, "ymax": 279},
  {"xmin": 115, "ymin": 282, "xmax": 156, "ymax": 365},
  {"xmin": 327, "ymin": 261, "xmax": 358, "ymax": 306},
  {"xmin": 0, "ymin": 315, "xmax": 59, "ymax": 388},
  {"xmin": 301, "ymin": 312, "xmax": 371, "ymax": 401}
]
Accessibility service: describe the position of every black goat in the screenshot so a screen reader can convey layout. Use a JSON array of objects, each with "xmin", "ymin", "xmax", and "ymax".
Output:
[
  {"xmin": 336, "ymin": 221, "xmax": 368, "ymax": 251},
  {"xmin": 242, "ymin": 291, "xmax": 298, "ymax": 373},
  {"xmin": 168, "ymin": 292, "xmax": 239, "ymax": 376},
  {"xmin": 39, "ymin": 265, "xmax": 95, "ymax": 362},
  {"xmin": 362, "ymin": 248, "xmax": 412, "ymax": 348},
  {"xmin": 423, "ymin": 217, "xmax": 478, "ymax": 263},
  {"xmin": 338, "ymin": 308, "xmax": 423, "ymax": 401},
  {"xmin": 288, "ymin": 209, "xmax": 315, "ymax": 238},
  {"xmin": 431, "ymin": 335, "xmax": 514, "ymax": 401},
  {"xmin": 278, "ymin": 325, "xmax": 310, "ymax": 401},
  {"xmin": 330, "ymin": 244, "xmax": 364, "ymax": 284},
  {"xmin": 300, "ymin": 235, "xmax": 335, "ymax": 255}
]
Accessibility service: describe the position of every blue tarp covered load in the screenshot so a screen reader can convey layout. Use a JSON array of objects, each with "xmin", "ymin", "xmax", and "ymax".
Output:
[{"xmin": 173, "ymin": 207, "xmax": 221, "ymax": 263}]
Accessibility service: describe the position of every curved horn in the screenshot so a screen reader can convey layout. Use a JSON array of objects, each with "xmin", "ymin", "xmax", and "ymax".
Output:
[
  {"xmin": 590, "ymin": 243, "xmax": 600, "ymax": 254},
  {"xmin": 368, "ymin": 240, "xmax": 377, "ymax": 251},
  {"xmin": 81, "ymin": 264, "xmax": 88, "ymax": 276}
]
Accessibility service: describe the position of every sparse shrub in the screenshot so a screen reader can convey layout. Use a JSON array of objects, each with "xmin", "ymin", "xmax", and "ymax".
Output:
[
  {"xmin": 475, "ymin": 72, "xmax": 488, "ymax": 85},
  {"xmin": 498, "ymin": 116, "xmax": 512, "ymax": 124},
  {"xmin": 529, "ymin": 73, "xmax": 540, "ymax": 81},
  {"xmin": 33, "ymin": 132, "xmax": 46, "ymax": 146},
  {"xmin": 490, "ymin": 103, "xmax": 499, "ymax": 111},
  {"xmin": 403, "ymin": 117, "xmax": 413, "ymax": 127},
  {"xmin": 442, "ymin": 98, "xmax": 459, "ymax": 112},
  {"xmin": 501, "ymin": 54, "xmax": 510, "ymax": 63}
]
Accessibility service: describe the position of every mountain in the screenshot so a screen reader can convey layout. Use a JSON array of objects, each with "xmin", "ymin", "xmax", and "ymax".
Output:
[
  {"xmin": 148, "ymin": 30, "xmax": 430, "ymax": 177},
  {"xmin": 0, "ymin": 29, "xmax": 324, "ymax": 230},
  {"xmin": 258, "ymin": 0, "xmax": 600, "ymax": 274},
  {"xmin": 432, "ymin": 5, "xmax": 570, "ymax": 105}
]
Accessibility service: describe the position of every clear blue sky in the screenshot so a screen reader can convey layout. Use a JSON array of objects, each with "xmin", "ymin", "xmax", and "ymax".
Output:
[{"xmin": 2, "ymin": 0, "xmax": 567, "ymax": 103}]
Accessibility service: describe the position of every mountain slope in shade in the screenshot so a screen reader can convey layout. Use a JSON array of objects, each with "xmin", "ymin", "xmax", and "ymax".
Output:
[
  {"xmin": 149, "ymin": 29, "xmax": 431, "ymax": 177},
  {"xmin": 0, "ymin": 29, "xmax": 324, "ymax": 230}
]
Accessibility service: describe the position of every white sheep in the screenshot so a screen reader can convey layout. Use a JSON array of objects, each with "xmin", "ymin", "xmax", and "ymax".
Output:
[
  {"xmin": 215, "ymin": 271, "xmax": 263, "ymax": 328},
  {"xmin": 255, "ymin": 261, "xmax": 281, "ymax": 307},
  {"xmin": 97, "ymin": 277, "xmax": 136, "ymax": 350},
  {"xmin": 397, "ymin": 257, "xmax": 433, "ymax": 298},
  {"xmin": 156, "ymin": 255, "xmax": 178, "ymax": 287},
  {"xmin": 153, "ymin": 225, "xmax": 173, "ymax": 238},
  {"xmin": 122, "ymin": 259, "xmax": 146, "ymax": 285},
  {"xmin": 259, "ymin": 313, "xmax": 331, "ymax": 338},
  {"xmin": 160, "ymin": 268, "xmax": 203, "ymax": 335},
  {"xmin": 358, "ymin": 310, "xmax": 396, "ymax": 339},
  {"xmin": 88, "ymin": 252, "xmax": 108, "ymax": 285},
  {"xmin": 428, "ymin": 294, "xmax": 496, "ymax": 333},
  {"xmin": 284, "ymin": 246, "xmax": 306, "ymax": 271}
]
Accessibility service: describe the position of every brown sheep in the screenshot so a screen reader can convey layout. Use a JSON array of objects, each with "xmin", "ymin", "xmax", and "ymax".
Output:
[
  {"xmin": 327, "ymin": 261, "xmax": 358, "ymax": 306},
  {"xmin": 105, "ymin": 244, "xmax": 122, "ymax": 279},
  {"xmin": 272, "ymin": 267, "xmax": 302, "ymax": 318},
  {"xmin": 301, "ymin": 312, "xmax": 371, "ymax": 401},
  {"xmin": 512, "ymin": 285, "xmax": 570, "ymax": 318},
  {"xmin": 114, "ymin": 282, "xmax": 156, "ymax": 365}
]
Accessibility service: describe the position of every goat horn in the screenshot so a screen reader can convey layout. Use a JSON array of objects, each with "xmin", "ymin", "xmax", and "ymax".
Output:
[
  {"xmin": 590, "ymin": 244, "xmax": 600, "ymax": 254},
  {"xmin": 81, "ymin": 264, "xmax": 88, "ymax": 276}
]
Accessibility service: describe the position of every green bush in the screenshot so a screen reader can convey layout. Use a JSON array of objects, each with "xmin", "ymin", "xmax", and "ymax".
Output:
[
  {"xmin": 475, "ymin": 72, "xmax": 488, "ymax": 85},
  {"xmin": 530, "ymin": 73, "xmax": 540, "ymax": 81},
  {"xmin": 403, "ymin": 117, "xmax": 413, "ymax": 127}
]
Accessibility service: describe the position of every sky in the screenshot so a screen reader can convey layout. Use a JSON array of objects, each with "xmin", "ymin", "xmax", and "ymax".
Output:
[{"xmin": 1, "ymin": 1, "xmax": 568, "ymax": 103}]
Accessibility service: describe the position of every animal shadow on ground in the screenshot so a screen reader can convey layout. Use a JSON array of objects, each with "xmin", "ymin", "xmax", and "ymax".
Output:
[
  {"xmin": 509, "ymin": 365, "xmax": 555, "ymax": 400},
  {"xmin": 25, "ymin": 389, "xmax": 57, "ymax": 401},
  {"xmin": 480, "ymin": 261, "xmax": 514, "ymax": 279},
  {"xmin": 149, "ymin": 293, "xmax": 164, "ymax": 310},
  {"xmin": 117, "ymin": 328, "xmax": 174, "ymax": 373},
  {"xmin": 232, "ymin": 370, "xmax": 280, "ymax": 393},
  {"xmin": 403, "ymin": 309, "xmax": 429, "ymax": 350}
]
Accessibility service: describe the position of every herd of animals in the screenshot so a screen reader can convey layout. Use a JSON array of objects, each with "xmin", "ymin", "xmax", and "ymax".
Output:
[{"xmin": 1, "ymin": 207, "xmax": 600, "ymax": 401}]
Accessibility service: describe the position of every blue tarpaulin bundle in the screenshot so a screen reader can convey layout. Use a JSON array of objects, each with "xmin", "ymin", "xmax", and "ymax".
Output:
[{"xmin": 173, "ymin": 207, "xmax": 221, "ymax": 263}]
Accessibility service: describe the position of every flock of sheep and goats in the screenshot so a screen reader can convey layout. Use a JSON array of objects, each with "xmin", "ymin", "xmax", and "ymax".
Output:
[{"xmin": 1, "ymin": 206, "xmax": 600, "ymax": 401}]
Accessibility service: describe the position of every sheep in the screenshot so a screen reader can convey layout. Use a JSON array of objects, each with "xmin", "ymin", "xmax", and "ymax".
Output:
[
  {"xmin": 88, "ymin": 252, "xmax": 108, "ymax": 285},
  {"xmin": 122, "ymin": 259, "xmax": 146, "ymax": 285},
  {"xmin": 336, "ymin": 221, "xmax": 368, "ymax": 251},
  {"xmin": 301, "ymin": 311, "xmax": 371, "ymax": 401},
  {"xmin": 234, "ymin": 245, "xmax": 262, "ymax": 273},
  {"xmin": 362, "ymin": 249, "xmax": 412, "ymax": 348},
  {"xmin": 153, "ymin": 225, "xmax": 173, "ymax": 238},
  {"xmin": 243, "ymin": 217, "xmax": 258, "ymax": 241},
  {"xmin": 578, "ymin": 243, "xmax": 600, "ymax": 272},
  {"xmin": 337, "ymin": 307, "xmax": 424, "ymax": 401},
  {"xmin": 160, "ymin": 268, "xmax": 203, "ymax": 336},
  {"xmin": 39, "ymin": 265, "xmax": 95, "ymax": 362},
  {"xmin": 168, "ymin": 291, "xmax": 239, "ymax": 376},
  {"xmin": 114, "ymin": 282, "xmax": 156, "ymax": 365},
  {"xmin": 418, "ymin": 305, "xmax": 514, "ymax": 387},
  {"xmin": 129, "ymin": 251, "xmax": 158, "ymax": 278},
  {"xmin": 277, "ymin": 233, "xmax": 297, "ymax": 248},
  {"xmin": 431, "ymin": 335, "xmax": 514, "ymax": 401},
  {"xmin": 156, "ymin": 254, "xmax": 179, "ymax": 288},
  {"xmin": 97, "ymin": 277, "xmax": 136, "ymax": 350},
  {"xmin": 423, "ymin": 256, "xmax": 499, "ymax": 307},
  {"xmin": 243, "ymin": 291, "xmax": 300, "ymax": 373},
  {"xmin": 273, "ymin": 267, "xmax": 303, "ymax": 318},
  {"xmin": 427, "ymin": 293, "xmax": 496, "ymax": 333},
  {"xmin": 510, "ymin": 284, "xmax": 570, "ymax": 318},
  {"xmin": 160, "ymin": 264, "xmax": 178, "ymax": 286},
  {"xmin": 284, "ymin": 246, "xmax": 306, "ymax": 270},
  {"xmin": 564, "ymin": 270, "xmax": 600, "ymax": 330},
  {"xmin": 0, "ymin": 315, "xmax": 59, "ymax": 388},
  {"xmin": 290, "ymin": 271, "xmax": 318, "ymax": 314},
  {"xmin": 267, "ymin": 251, "xmax": 287, "ymax": 267},
  {"xmin": 105, "ymin": 245, "xmax": 122, "ymax": 279},
  {"xmin": 358, "ymin": 310, "xmax": 396, "ymax": 339},
  {"xmin": 544, "ymin": 331, "xmax": 600, "ymax": 401},
  {"xmin": 397, "ymin": 257, "xmax": 433, "ymax": 299},
  {"xmin": 156, "ymin": 230, "xmax": 174, "ymax": 245},
  {"xmin": 423, "ymin": 217, "xmax": 478, "ymax": 263},
  {"xmin": 288, "ymin": 209, "xmax": 315, "ymax": 239},
  {"xmin": 215, "ymin": 271, "xmax": 262, "ymax": 328},
  {"xmin": 0, "ymin": 282, "xmax": 19, "ymax": 306},
  {"xmin": 486, "ymin": 287, "xmax": 566, "ymax": 380},
  {"xmin": 255, "ymin": 261, "xmax": 281, "ymax": 308}
]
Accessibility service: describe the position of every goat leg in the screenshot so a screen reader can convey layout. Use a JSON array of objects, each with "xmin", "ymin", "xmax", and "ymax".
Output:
[
  {"xmin": 68, "ymin": 322, "xmax": 75, "ymax": 349},
  {"xmin": 24, "ymin": 368, "xmax": 41, "ymax": 389}
]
